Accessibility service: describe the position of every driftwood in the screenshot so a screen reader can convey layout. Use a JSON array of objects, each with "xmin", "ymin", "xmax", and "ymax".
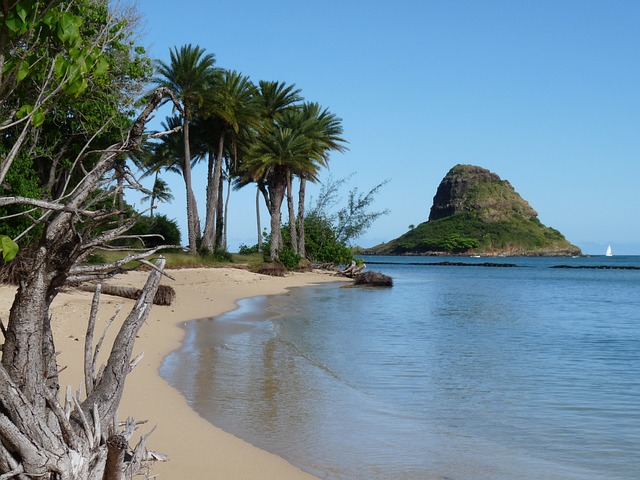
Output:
[
  {"xmin": 338, "ymin": 261, "xmax": 367, "ymax": 278},
  {"xmin": 77, "ymin": 284, "xmax": 176, "ymax": 306}
]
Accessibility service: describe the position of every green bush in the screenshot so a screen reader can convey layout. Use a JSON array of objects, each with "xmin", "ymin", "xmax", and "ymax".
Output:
[
  {"xmin": 278, "ymin": 247, "xmax": 301, "ymax": 270},
  {"xmin": 301, "ymin": 212, "xmax": 354, "ymax": 265},
  {"xmin": 238, "ymin": 243, "xmax": 260, "ymax": 255},
  {"xmin": 126, "ymin": 214, "xmax": 181, "ymax": 248}
]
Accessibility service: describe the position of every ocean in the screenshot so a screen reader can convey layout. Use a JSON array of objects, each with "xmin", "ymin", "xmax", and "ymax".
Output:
[{"xmin": 160, "ymin": 255, "xmax": 640, "ymax": 480}]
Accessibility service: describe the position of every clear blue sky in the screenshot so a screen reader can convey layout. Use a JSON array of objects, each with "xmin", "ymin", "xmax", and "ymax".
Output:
[{"xmin": 129, "ymin": 0, "xmax": 640, "ymax": 255}]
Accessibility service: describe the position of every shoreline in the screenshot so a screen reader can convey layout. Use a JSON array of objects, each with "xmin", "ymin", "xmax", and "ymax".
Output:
[{"xmin": 0, "ymin": 267, "xmax": 344, "ymax": 479}]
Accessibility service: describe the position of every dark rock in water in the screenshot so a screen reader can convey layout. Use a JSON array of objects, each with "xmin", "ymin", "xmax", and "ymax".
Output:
[
  {"xmin": 430, "ymin": 261, "xmax": 517, "ymax": 268},
  {"xmin": 551, "ymin": 265, "xmax": 640, "ymax": 270},
  {"xmin": 353, "ymin": 271, "xmax": 393, "ymax": 287},
  {"xmin": 365, "ymin": 260, "xmax": 518, "ymax": 267}
]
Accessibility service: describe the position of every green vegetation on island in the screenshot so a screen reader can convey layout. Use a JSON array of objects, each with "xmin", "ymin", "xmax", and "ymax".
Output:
[{"xmin": 368, "ymin": 165, "xmax": 581, "ymax": 256}]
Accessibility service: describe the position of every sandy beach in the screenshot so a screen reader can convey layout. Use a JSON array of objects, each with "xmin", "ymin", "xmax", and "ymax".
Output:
[{"xmin": 0, "ymin": 266, "xmax": 342, "ymax": 479}]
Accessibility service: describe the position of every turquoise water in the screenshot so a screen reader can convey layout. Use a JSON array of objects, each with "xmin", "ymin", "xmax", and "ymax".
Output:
[{"xmin": 161, "ymin": 256, "xmax": 640, "ymax": 479}]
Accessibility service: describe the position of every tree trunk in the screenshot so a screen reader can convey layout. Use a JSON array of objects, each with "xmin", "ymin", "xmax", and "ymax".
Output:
[
  {"xmin": 202, "ymin": 148, "xmax": 216, "ymax": 251},
  {"xmin": 286, "ymin": 169, "xmax": 297, "ymax": 254},
  {"xmin": 77, "ymin": 284, "xmax": 176, "ymax": 306},
  {"xmin": 182, "ymin": 110, "xmax": 201, "ymax": 254},
  {"xmin": 223, "ymin": 170, "xmax": 232, "ymax": 251},
  {"xmin": 150, "ymin": 170, "xmax": 159, "ymax": 218},
  {"xmin": 256, "ymin": 186, "xmax": 262, "ymax": 253},
  {"xmin": 103, "ymin": 435, "xmax": 127, "ymax": 480},
  {"xmin": 267, "ymin": 173, "xmax": 286, "ymax": 261},
  {"xmin": 202, "ymin": 131, "xmax": 225, "ymax": 252},
  {"xmin": 297, "ymin": 175, "xmax": 307, "ymax": 257},
  {"xmin": 0, "ymin": 87, "xmax": 177, "ymax": 479},
  {"xmin": 215, "ymin": 173, "xmax": 224, "ymax": 250}
]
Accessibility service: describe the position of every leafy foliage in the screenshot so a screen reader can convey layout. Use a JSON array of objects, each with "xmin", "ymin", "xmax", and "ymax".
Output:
[
  {"xmin": 126, "ymin": 214, "xmax": 182, "ymax": 248},
  {"xmin": 0, "ymin": 235, "xmax": 18, "ymax": 262},
  {"xmin": 302, "ymin": 175, "xmax": 389, "ymax": 264},
  {"xmin": 0, "ymin": 154, "xmax": 43, "ymax": 240},
  {"xmin": 277, "ymin": 247, "xmax": 301, "ymax": 270},
  {"xmin": 302, "ymin": 212, "xmax": 353, "ymax": 264},
  {"xmin": 375, "ymin": 213, "xmax": 577, "ymax": 254},
  {"xmin": 238, "ymin": 243, "xmax": 260, "ymax": 255}
]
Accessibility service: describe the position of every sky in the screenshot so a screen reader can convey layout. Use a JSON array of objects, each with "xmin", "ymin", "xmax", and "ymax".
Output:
[{"xmin": 127, "ymin": 0, "xmax": 640, "ymax": 255}]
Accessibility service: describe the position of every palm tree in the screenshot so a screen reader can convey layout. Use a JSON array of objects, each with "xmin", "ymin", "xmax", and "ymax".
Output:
[
  {"xmin": 246, "ymin": 81, "xmax": 303, "ymax": 257},
  {"xmin": 141, "ymin": 174, "xmax": 174, "ymax": 217},
  {"xmin": 292, "ymin": 103, "xmax": 347, "ymax": 256},
  {"xmin": 257, "ymin": 80, "xmax": 303, "ymax": 121},
  {"xmin": 142, "ymin": 115, "xmax": 201, "ymax": 241},
  {"xmin": 270, "ymin": 102, "xmax": 347, "ymax": 257},
  {"xmin": 245, "ymin": 125, "xmax": 311, "ymax": 260},
  {"xmin": 153, "ymin": 44, "xmax": 217, "ymax": 254},
  {"xmin": 200, "ymin": 70, "xmax": 260, "ymax": 252}
]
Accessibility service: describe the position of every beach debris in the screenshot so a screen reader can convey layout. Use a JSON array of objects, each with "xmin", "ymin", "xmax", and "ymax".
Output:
[
  {"xmin": 338, "ymin": 260, "xmax": 367, "ymax": 278},
  {"xmin": 78, "ymin": 283, "xmax": 176, "ymax": 306},
  {"xmin": 353, "ymin": 270, "xmax": 393, "ymax": 287}
]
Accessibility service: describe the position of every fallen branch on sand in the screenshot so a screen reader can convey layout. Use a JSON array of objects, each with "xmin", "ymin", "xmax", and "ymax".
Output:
[{"xmin": 78, "ymin": 284, "xmax": 176, "ymax": 306}]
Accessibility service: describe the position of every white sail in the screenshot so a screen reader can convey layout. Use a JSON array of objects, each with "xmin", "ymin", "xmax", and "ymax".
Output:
[{"xmin": 605, "ymin": 245, "xmax": 613, "ymax": 257}]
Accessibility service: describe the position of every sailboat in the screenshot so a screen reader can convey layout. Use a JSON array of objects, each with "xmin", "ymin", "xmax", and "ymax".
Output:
[{"xmin": 605, "ymin": 245, "xmax": 613, "ymax": 257}]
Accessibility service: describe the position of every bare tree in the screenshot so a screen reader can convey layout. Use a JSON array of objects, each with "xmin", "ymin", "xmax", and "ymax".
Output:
[{"xmin": 0, "ymin": 86, "xmax": 180, "ymax": 479}]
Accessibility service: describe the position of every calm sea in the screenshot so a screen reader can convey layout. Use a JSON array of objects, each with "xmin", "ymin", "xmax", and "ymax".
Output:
[{"xmin": 160, "ymin": 256, "xmax": 640, "ymax": 480}]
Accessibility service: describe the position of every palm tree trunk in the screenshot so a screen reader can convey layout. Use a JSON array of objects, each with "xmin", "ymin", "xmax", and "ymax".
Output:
[
  {"xmin": 286, "ymin": 169, "xmax": 297, "ymax": 253},
  {"xmin": 182, "ymin": 111, "xmax": 200, "ymax": 254},
  {"xmin": 256, "ymin": 186, "xmax": 262, "ymax": 253},
  {"xmin": 215, "ymin": 173, "xmax": 224, "ymax": 250},
  {"xmin": 268, "ymin": 176, "xmax": 286, "ymax": 261},
  {"xmin": 202, "ymin": 148, "xmax": 216, "ymax": 251},
  {"xmin": 150, "ymin": 171, "xmax": 159, "ymax": 219},
  {"xmin": 204, "ymin": 131, "xmax": 225, "ymax": 252},
  {"xmin": 223, "ymin": 171, "xmax": 232, "ymax": 251},
  {"xmin": 297, "ymin": 174, "xmax": 307, "ymax": 257}
]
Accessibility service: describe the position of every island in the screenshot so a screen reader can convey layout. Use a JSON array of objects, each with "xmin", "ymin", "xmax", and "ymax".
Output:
[{"xmin": 366, "ymin": 164, "xmax": 581, "ymax": 256}]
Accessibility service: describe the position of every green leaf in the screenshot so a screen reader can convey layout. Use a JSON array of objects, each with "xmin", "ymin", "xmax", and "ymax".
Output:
[
  {"xmin": 0, "ymin": 235, "xmax": 19, "ymax": 262},
  {"xmin": 93, "ymin": 57, "xmax": 109, "ymax": 76},
  {"xmin": 32, "ymin": 107, "xmax": 45, "ymax": 127},
  {"xmin": 16, "ymin": 104, "xmax": 33, "ymax": 119},
  {"xmin": 16, "ymin": 61, "xmax": 29, "ymax": 82},
  {"xmin": 54, "ymin": 55, "xmax": 67, "ymax": 79},
  {"xmin": 42, "ymin": 10, "xmax": 57, "ymax": 28},
  {"xmin": 16, "ymin": 4, "xmax": 27, "ymax": 24},
  {"xmin": 5, "ymin": 12, "xmax": 22, "ymax": 33},
  {"xmin": 3, "ymin": 59, "xmax": 15, "ymax": 75},
  {"xmin": 57, "ymin": 12, "xmax": 81, "ymax": 44}
]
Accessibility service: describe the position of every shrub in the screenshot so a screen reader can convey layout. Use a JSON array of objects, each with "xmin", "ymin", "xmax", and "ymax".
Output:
[
  {"xmin": 238, "ymin": 243, "xmax": 260, "ymax": 255},
  {"xmin": 278, "ymin": 247, "xmax": 301, "ymax": 270},
  {"xmin": 126, "ymin": 214, "xmax": 181, "ymax": 248}
]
